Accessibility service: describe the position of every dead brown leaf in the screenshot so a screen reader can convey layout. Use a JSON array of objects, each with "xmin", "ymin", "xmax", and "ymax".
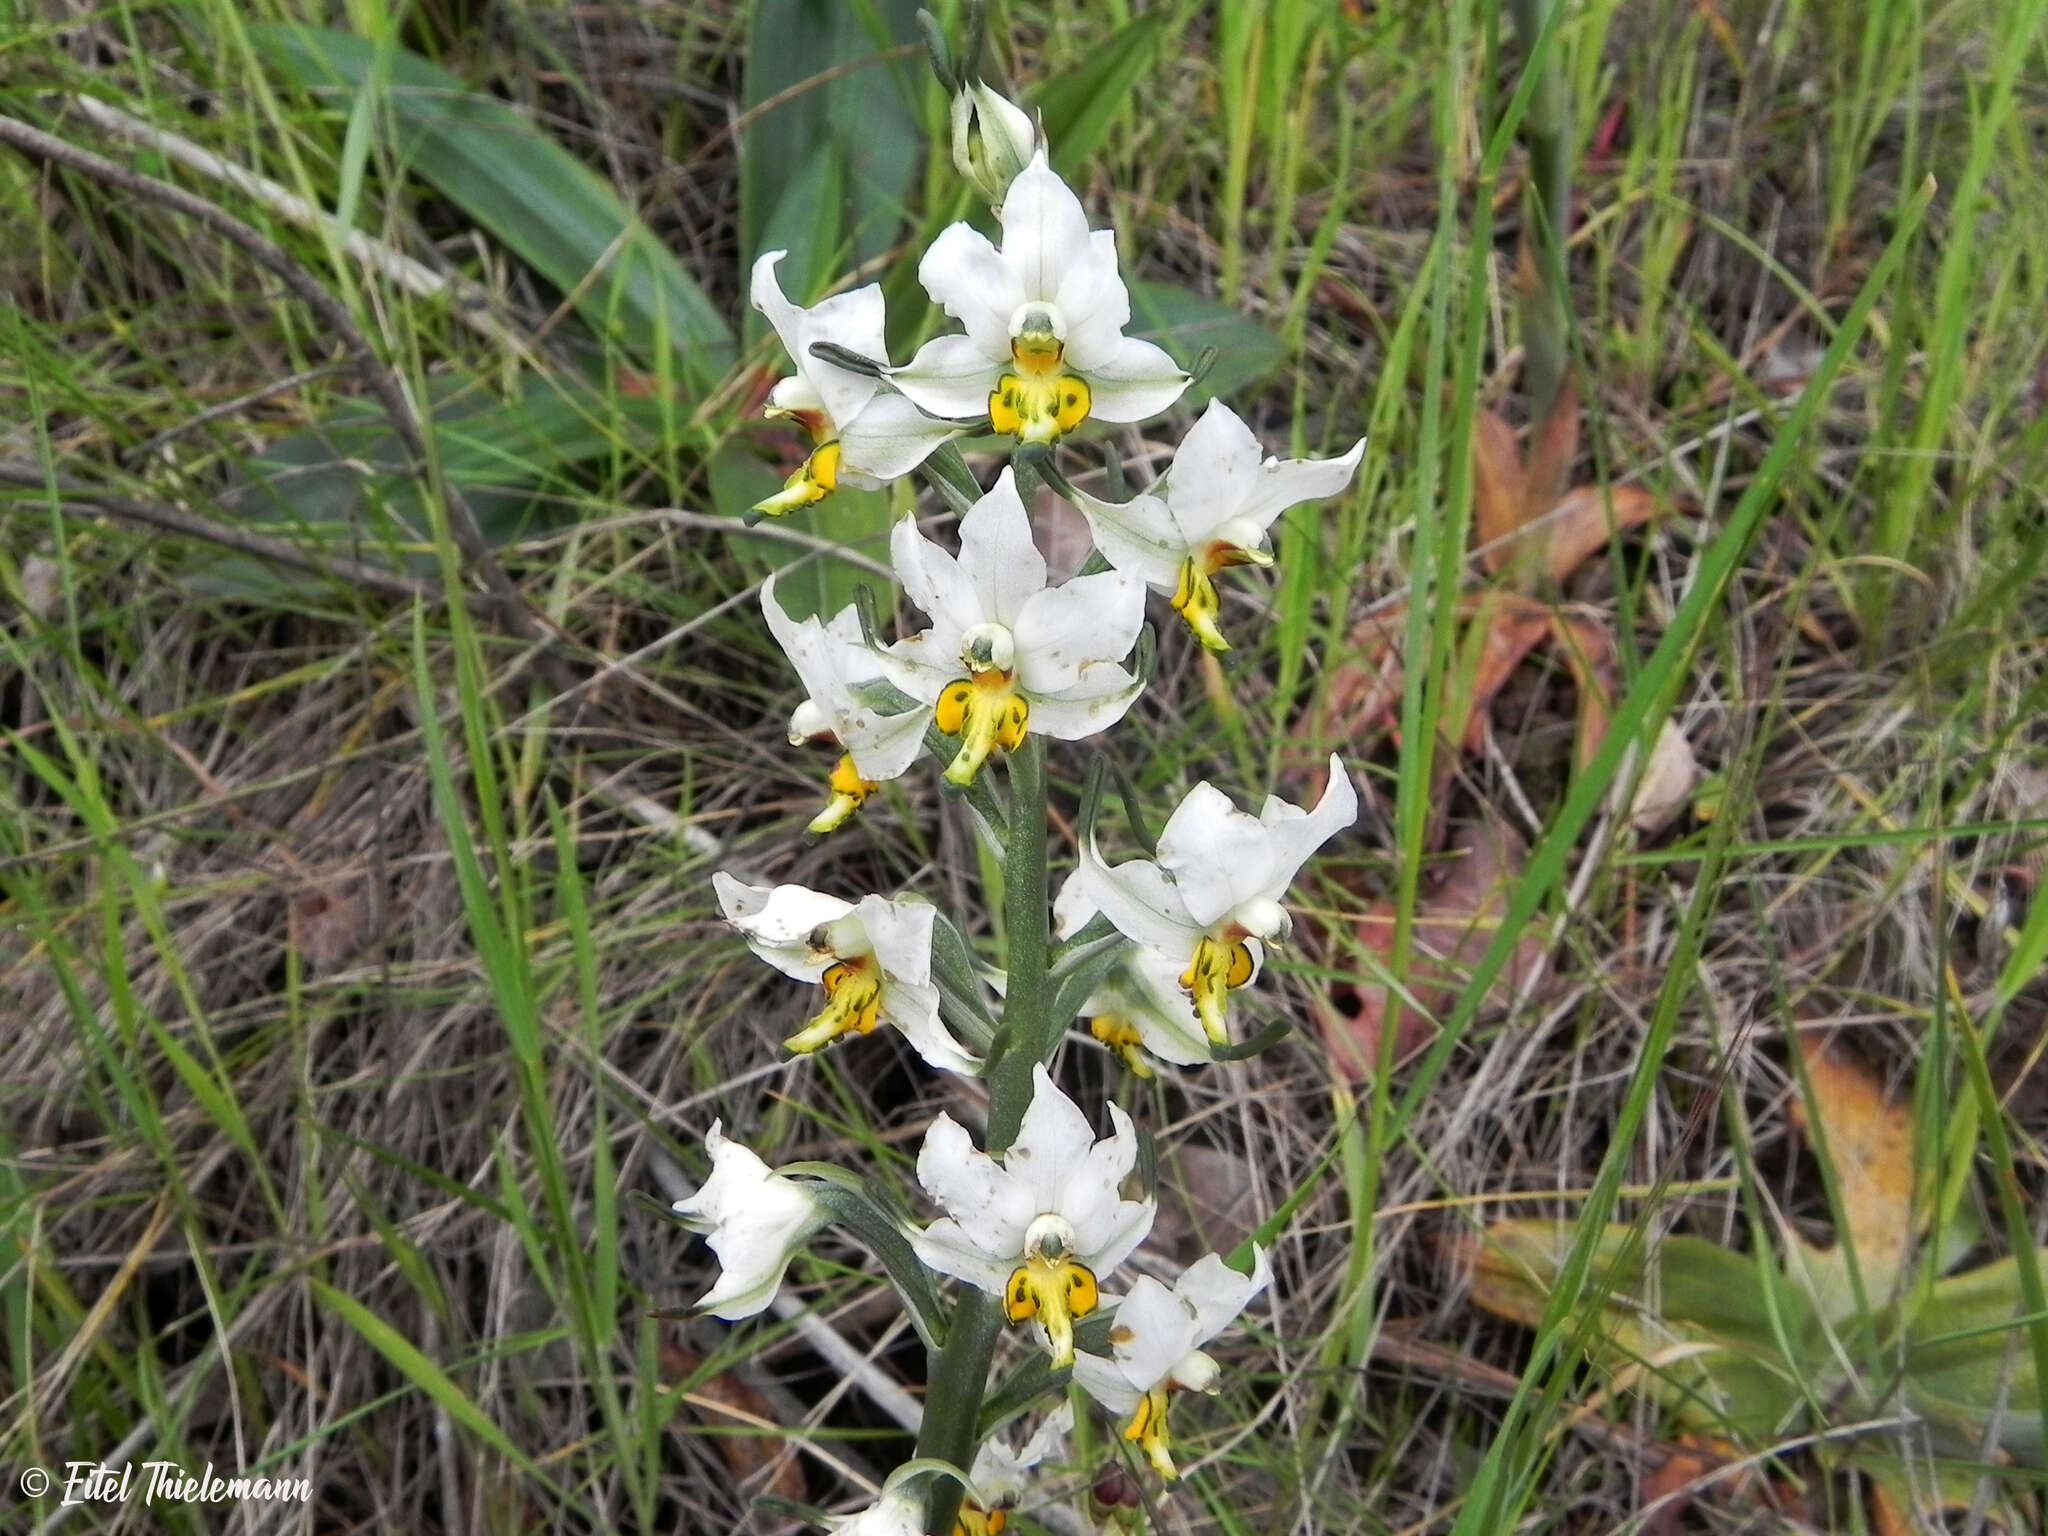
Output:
[
  {"xmin": 1789, "ymin": 1033, "xmax": 1916, "ymax": 1286},
  {"xmin": 1320, "ymin": 817, "xmax": 1547, "ymax": 1082},
  {"xmin": 660, "ymin": 1341, "xmax": 806, "ymax": 1501}
]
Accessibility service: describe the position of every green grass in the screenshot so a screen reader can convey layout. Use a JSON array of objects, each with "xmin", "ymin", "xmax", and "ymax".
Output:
[{"xmin": 5, "ymin": 0, "xmax": 2048, "ymax": 1531}]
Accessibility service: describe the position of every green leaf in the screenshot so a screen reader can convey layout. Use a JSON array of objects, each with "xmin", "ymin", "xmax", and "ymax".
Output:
[
  {"xmin": 201, "ymin": 376, "xmax": 671, "ymax": 599},
  {"xmin": 252, "ymin": 25, "xmax": 733, "ymax": 396},
  {"xmin": 739, "ymin": 0, "xmax": 924, "ymax": 317},
  {"xmin": 1467, "ymin": 1221, "xmax": 1816, "ymax": 1444},
  {"xmin": 1128, "ymin": 281, "xmax": 1286, "ymax": 406},
  {"xmin": 1901, "ymin": 1249, "xmax": 2047, "ymax": 1465},
  {"xmin": 1033, "ymin": 16, "xmax": 1163, "ymax": 176}
]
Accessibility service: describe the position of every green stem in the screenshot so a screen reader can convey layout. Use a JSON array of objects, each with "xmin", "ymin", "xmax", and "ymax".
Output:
[
  {"xmin": 984, "ymin": 733, "xmax": 1051, "ymax": 1152},
  {"xmin": 1508, "ymin": 0, "xmax": 1573, "ymax": 426},
  {"xmin": 917, "ymin": 734, "xmax": 1052, "ymax": 1532}
]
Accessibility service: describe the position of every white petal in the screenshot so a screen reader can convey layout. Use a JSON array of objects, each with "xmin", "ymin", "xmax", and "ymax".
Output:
[
  {"xmin": 750, "ymin": 251, "xmax": 881, "ymax": 429},
  {"xmin": 1013, "ymin": 567, "xmax": 1145, "ymax": 696},
  {"xmin": 875, "ymin": 629, "xmax": 962, "ymax": 707},
  {"xmin": 1021, "ymin": 661, "xmax": 1144, "ymax": 741},
  {"xmin": 1231, "ymin": 435, "xmax": 1367, "ymax": 531},
  {"xmin": 916, "ymin": 1113, "xmax": 1037, "ymax": 1265},
  {"xmin": 890, "ymin": 334, "xmax": 1004, "ymax": 420},
  {"xmin": 912, "ymin": 1218, "xmax": 1014, "ymax": 1295},
  {"xmin": 1106, "ymin": 1275, "xmax": 1203, "ymax": 1393},
  {"xmin": 1006, "ymin": 1063, "xmax": 1106, "ymax": 1217},
  {"xmin": 1053, "ymin": 230, "xmax": 1134, "ymax": 372},
  {"xmin": 853, "ymin": 894, "xmax": 935, "ymax": 989},
  {"xmin": 1079, "ymin": 336, "xmax": 1189, "ymax": 423},
  {"xmin": 1156, "ymin": 761, "xmax": 1356, "ymax": 929},
  {"xmin": 1247, "ymin": 758, "xmax": 1359, "ymax": 903},
  {"xmin": 957, "ymin": 468, "xmax": 1046, "ymax": 629},
  {"xmin": 881, "ymin": 977, "xmax": 982, "ymax": 1076},
  {"xmin": 832, "ymin": 1490, "xmax": 926, "ymax": 1536},
  {"xmin": 713, "ymin": 873, "xmax": 849, "ymax": 982},
  {"xmin": 1155, "ymin": 400, "xmax": 1268, "ymax": 543},
  {"xmin": 998, "ymin": 151, "xmax": 1094, "ymax": 303},
  {"xmin": 1071, "ymin": 488, "xmax": 1189, "ymax": 591},
  {"xmin": 1052, "ymin": 1098, "xmax": 1149, "ymax": 1267},
  {"xmin": 918, "ymin": 222, "xmax": 1022, "ymax": 360},
  {"xmin": 1101, "ymin": 947, "xmax": 1214, "ymax": 1066},
  {"xmin": 1074, "ymin": 838, "xmax": 1202, "ymax": 956},
  {"xmin": 836, "ymin": 393, "xmax": 964, "ymax": 485},
  {"xmin": 891, "ymin": 513, "xmax": 986, "ymax": 646},
  {"xmin": 1051, "ymin": 867, "xmax": 1099, "ymax": 940},
  {"xmin": 1177, "ymin": 1246, "xmax": 1272, "ymax": 1341},
  {"xmin": 1071, "ymin": 1349, "xmax": 1144, "ymax": 1416}
]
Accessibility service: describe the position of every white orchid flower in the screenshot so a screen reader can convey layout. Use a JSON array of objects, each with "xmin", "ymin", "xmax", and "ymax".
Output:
[
  {"xmin": 951, "ymin": 79, "xmax": 1040, "ymax": 208},
  {"xmin": 1060, "ymin": 757, "xmax": 1357, "ymax": 1046},
  {"xmin": 960, "ymin": 1401, "xmax": 1073, "ymax": 1533},
  {"xmin": 763, "ymin": 576, "xmax": 931, "ymax": 835},
  {"xmin": 891, "ymin": 150, "xmax": 1187, "ymax": 445},
  {"xmin": 884, "ymin": 468, "xmax": 1147, "ymax": 786},
  {"xmin": 912, "ymin": 1064, "xmax": 1154, "ymax": 1368},
  {"xmin": 750, "ymin": 251, "xmax": 962, "ymax": 517},
  {"xmin": 1072, "ymin": 400, "xmax": 1366, "ymax": 651},
  {"xmin": 1072, "ymin": 1249, "xmax": 1272, "ymax": 1478},
  {"xmin": 670, "ymin": 1121, "xmax": 826, "ymax": 1320},
  {"xmin": 713, "ymin": 874, "xmax": 979, "ymax": 1075}
]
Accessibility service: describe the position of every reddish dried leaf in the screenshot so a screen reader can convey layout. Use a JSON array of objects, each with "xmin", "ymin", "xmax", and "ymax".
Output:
[
  {"xmin": 1448, "ymin": 592, "xmax": 1552, "ymax": 750},
  {"xmin": 661, "ymin": 1342, "xmax": 805, "ymax": 1500},
  {"xmin": 1322, "ymin": 818, "xmax": 1546, "ymax": 1083},
  {"xmin": 1472, "ymin": 410, "xmax": 1527, "ymax": 573},
  {"xmin": 1541, "ymin": 483, "xmax": 1663, "ymax": 585},
  {"xmin": 1544, "ymin": 612, "xmax": 1619, "ymax": 771}
]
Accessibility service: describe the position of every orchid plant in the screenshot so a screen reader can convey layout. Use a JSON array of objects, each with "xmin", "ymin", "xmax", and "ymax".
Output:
[{"xmin": 664, "ymin": 14, "xmax": 1365, "ymax": 1532}]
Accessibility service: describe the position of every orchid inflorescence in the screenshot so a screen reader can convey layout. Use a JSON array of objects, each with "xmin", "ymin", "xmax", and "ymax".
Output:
[{"xmin": 666, "ymin": 18, "xmax": 1364, "ymax": 1532}]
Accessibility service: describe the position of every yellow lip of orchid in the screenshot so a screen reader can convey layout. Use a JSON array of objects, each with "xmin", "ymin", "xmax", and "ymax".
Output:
[
  {"xmin": 1168, "ymin": 523, "xmax": 1276, "ymax": 651},
  {"xmin": 807, "ymin": 752, "xmax": 879, "ymax": 837},
  {"xmin": 784, "ymin": 954, "xmax": 884, "ymax": 1053},
  {"xmin": 989, "ymin": 310, "xmax": 1092, "ymax": 444},
  {"xmin": 1178, "ymin": 933, "xmax": 1257, "ymax": 1046},
  {"xmin": 752, "ymin": 437, "xmax": 842, "ymax": 519},
  {"xmin": 1089, "ymin": 1014, "xmax": 1156, "ymax": 1078},
  {"xmin": 934, "ymin": 669, "xmax": 1031, "ymax": 786},
  {"xmin": 1122, "ymin": 1386, "xmax": 1179, "ymax": 1479},
  {"xmin": 1003, "ymin": 1247, "xmax": 1101, "ymax": 1369}
]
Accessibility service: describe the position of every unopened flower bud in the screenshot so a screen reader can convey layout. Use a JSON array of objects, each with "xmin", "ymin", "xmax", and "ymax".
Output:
[
  {"xmin": 951, "ymin": 79, "xmax": 1039, "ymax": 207},
  {"xmin": 1091, "ymin": 1464, "xmax": 1141, "ymax": 1510}
]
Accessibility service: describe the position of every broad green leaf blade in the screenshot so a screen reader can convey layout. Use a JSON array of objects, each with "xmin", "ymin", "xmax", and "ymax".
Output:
[
  {"xmin": 1902, "ymin": 1250, "xmax": 2048, "ymax": 1465},
  {"xmin": 253, "ymin": 25, "xmax": 734, "ymax": 396},
  {"xmin": 739, "ymin": 0, "xmax": 923, "ymax": 310},
  {"xmin": 1128, "ymin": 281, "xmax": 1287, "ymax": 406},
  {"xmin": 1034, "ymin": 16, "xmax": 1163, "ymax": 176}
]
